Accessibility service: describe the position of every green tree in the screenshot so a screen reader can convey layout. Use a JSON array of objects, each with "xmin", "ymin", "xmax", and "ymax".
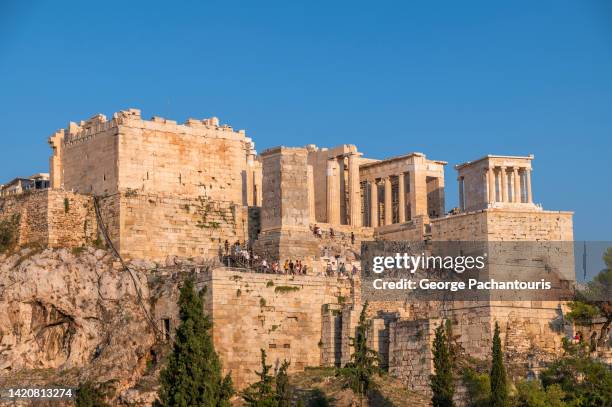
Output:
[
  {"xmin": 540, "ymin": 338, "xmax": 612, "ymax": 407},
  {"xmin": 462, "ymin": 367, "xmax": 490, "ymax": 407},
  {"xmin": 241, "ymin": 349, "xmax": 288, "ymax": 407},
  {"xmin": 430, "ymin": 320, "xmax": 454, "ymax": 407},
  {"xmin": 490, "ymin": 322, "xmax": 508, "ymax": 407},
  {"xmin": 511, "ymin": 380, "xmax": 566, "ymax": 407},
  {"xmin": 566, "ymin": 247, "xmax": 612, "ymax": 349},
  {"xmin": 275, "ymin": 360, "xmax": 292, "ymax": 407},
  {"xmin": 75, "ymin": 381, "xmax": 110, "ymax": 407},
  {"xmin": 156, "ymin": 279, "xmax": 233, "ymax": 407},
  {"xmin": 339, "ymin": 301, "xmax": 379, "ymax": 406}
]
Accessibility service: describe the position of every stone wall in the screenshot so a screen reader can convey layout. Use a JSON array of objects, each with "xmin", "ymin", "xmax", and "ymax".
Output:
[
  {"xmin": 50, "ymin": 109, "xmax": 253, "ymax": 206},
  {"xmin": 0, "ymin": 190, "xmax": 98, "ymax": 249},
  {"xmin": 430, "ymin": 208, "xmax": 573, "ymax": 242},
  {"xmin": 200, "ymin": 268, "xmax": 353, "ymax": 389},
  {"xmin": 115, "ymin": 192, "xmax": 246, "ymax": 261},
  {"xmin": 388, "ymin": 318, "xmax": 439, "ymax": 395}
]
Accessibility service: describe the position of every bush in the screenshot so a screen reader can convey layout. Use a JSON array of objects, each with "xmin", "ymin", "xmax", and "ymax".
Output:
[
  {"xmin": 75, "ymin": 381, "xmax": 109, "ymax": 407},
  {"xmin": 0, "ymin": 214, "xmax": 20, "ymax": 253}
]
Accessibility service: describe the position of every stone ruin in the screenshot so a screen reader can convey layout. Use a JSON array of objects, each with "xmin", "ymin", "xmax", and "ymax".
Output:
[{"xmin": 1, "ymin": 108, "xmax": 597, "ymax": 397}]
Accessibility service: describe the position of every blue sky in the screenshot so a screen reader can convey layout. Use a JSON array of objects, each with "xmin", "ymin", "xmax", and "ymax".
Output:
[{"xmin": 0, "ymin": 1, "xmax": 610, "ymax": 241}]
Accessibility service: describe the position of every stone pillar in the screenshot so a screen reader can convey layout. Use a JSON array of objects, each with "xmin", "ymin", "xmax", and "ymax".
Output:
[
  {"xmin": 398, "ymin": 172, "xmax": 406, "ymax": 223},
  {"xmin": 307, "ymin": 165, "xmax": 316, "ymax": 222},
  {"xmin": 384, "ymin": 177, "xmax": 393, "ymax": 225},
  {"xmin": 526, "ymin": 169, "xmax": 533, "ymax": 203},
  {"xmin": 339, "ymin": 157, "xmax": 347, "ymax": 224},
  {"xmin": 488, "ymin": 167, "xmax": 496, "ymax": 203},
  {"xmin": 48, "ymin": 131, "xmax": 64, "ymax": 189},
  {"xmin": 513, "ymin": 168, "xmax": 521, "ymax": 203},
  {"xmin": 409, "ymin": 170, "xmax": 426, "ymax": 219},
  {"xmin": 348, "ymin": 154, "xmax": 362, "ymax": 227},
  {"xmin": 326, "ymin": 159, "xmax": 340, "ymax": 224},
  {"xmin": 500, "ymin": 166, "xmax": 508, "ymax": 202},
  {"xmin": 458, "ymin": 177, "xmax": 464, "ymax": 211},
  {"xmin": 370, "ymin": 181, "xmax": 378, "ymax": 227}
]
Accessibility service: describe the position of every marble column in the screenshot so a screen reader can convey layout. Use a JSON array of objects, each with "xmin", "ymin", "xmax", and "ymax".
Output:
[
  {"xmin": 307, "ymin": 165, "xmax": 316, "ymax": 222},
  {"xmin": 398, "ymin": 172, "xmax": 406, "ymax": 223},
  {"xmin": 347, "ymin": 154, "xmax": 362, "ymax": 227},
  {"xmin": 488, "ymin": 167, "xmax": 496, "ymax": 203},
  {"xmin": 326, "ymin": 159, "xmax": 340, "ymax": 224},
  {"xmin": 384, "ymin": 176, "xmax": 393, "ymax": 225},
  {"xmin": 458, "ymin": 177, "xmax": 464, "ymax": 211},
  {"xmin": 500, "ymin": 166, "xmax": 508, "ymax": 202},
  {"xmin": 370, "ymin": 180, "xmax": 378, "ymax": 227},
  {"xmin": 526, "ymin": 169, "xmax": 532, "ymax": 203},
  {"xmin": 338, "ymin": 157, "xmax": 346, "ymax": 224},
  {"xmin": 513, "ymin": 168, "xmax": 521, "ymax": 203}
]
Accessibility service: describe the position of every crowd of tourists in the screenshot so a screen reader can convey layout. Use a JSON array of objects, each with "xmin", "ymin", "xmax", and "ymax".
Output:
[{"xmin": 221, "ymin": 239, "xmax": 358, "ymax": 277}]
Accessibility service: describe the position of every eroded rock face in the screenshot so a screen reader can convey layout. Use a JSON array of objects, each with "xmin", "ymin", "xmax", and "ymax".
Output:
[{"xmin": 0, "ymin": 247, "xmax": 157, "ymax": 396}]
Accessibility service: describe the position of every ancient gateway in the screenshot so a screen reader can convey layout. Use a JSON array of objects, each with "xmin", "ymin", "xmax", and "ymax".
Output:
[{"xmin": 0, "ymin": 109, "xmax": 575, "ymax": 393}]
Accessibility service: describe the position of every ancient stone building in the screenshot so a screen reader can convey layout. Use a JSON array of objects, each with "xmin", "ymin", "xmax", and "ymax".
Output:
[
  {"xmin": 46, "ymin": 109, "xmax": 259, "ymax": 260},
  {"xmin": 0, "ymin": 108, "xmax": 587, "ymax": 396}
]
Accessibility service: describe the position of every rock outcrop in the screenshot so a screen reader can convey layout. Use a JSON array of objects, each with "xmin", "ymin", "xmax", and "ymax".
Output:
[{"xmin": 0, "ymin": 247, "xmax": 159, "ymax": 403}]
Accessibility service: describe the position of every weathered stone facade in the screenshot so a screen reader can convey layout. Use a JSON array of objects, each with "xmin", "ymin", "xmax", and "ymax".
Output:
[{"xmin": 0, "ymin": 108, "xmax": 587, "ymax": 400}]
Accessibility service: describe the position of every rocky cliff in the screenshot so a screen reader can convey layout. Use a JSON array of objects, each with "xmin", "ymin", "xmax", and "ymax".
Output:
[{"xmin": 0, "ymin": 246, "xmax": 168, "ymax": 405}]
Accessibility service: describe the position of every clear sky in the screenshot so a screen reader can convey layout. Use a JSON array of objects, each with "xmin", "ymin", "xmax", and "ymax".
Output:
[{"xmin": 1, "ymin": 1, "xmax": 610, "ymax": 241}]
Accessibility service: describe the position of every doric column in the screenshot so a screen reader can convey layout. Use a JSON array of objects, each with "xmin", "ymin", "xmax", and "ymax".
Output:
[
  {"xmin": 307, "ymin": 165, "xmax": 316, "ymax": 222},
  {"xmin": 347, "ymin": 154, "xmax": 362, "ymax": 227},
  {"xmin": 500, "ymin": 166, "xmax": 508, "ymax": 202},
  {"xmin": 370, "ymin": 180, "xmax": 378, "ymax": 227},
  {"xmin": 526, "ymin": 169, "xmax": 533, "ymax": 203},
  {"xmin": 458, "ymin": 177, "xmax": 464, "ymax": 211},
  {"xmin": 338, "ymin": 157, "xmax": 346, "ymax": 224},
  {"xmin": 488, "ymin": 167, "xmax": 496, "ymax": 203},
  {"xmin": 326, "ymin": 159, "xmax": 340, "ymax": 224},
  {"xmin": 513, "ymin": 168, "xmax": 521, "ymax": 203},
  {"xmin": 398, "ymin": 172, "xmax": 406, "ymax": 223},
  {"xmin": 384, "ymin": 177, "xmax": 393, "ymax": 225}
]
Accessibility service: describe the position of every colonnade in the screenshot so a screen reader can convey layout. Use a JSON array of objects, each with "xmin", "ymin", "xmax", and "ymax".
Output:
[{"xmin": 458, "ymin": 165, "xmax": 532, "ymax": 211}]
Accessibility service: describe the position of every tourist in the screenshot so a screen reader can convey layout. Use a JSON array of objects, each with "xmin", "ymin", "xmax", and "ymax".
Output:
[
  {"xmin": 283, "ymin": 260, "xmax": 289, "ymax": 274},
  {"xmin": 224, "ymin": 239, "xmax": 229, "ymax": 255},
  {"xmin": 289, "ymin": 260, "xmax": 295, "ymax": 274},
  {"xmin": 351, "ymin": 232, "xmax": 355, "ymax": 245}
]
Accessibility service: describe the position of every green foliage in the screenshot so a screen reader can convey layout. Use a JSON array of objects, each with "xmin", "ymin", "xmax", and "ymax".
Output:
[
  {"xmin": 75, "ymin": 381, "xmax": 110, "ymax": 407},
  {"xmin": 241, "ymin": 349, "xmax": 292, "ymax": 406},
  {"xmin": 565, "ymin": 301, "xmax": 600, "ymax": 325},
  {"xmin": 512, "ymin": 380, "xmax": 566, "ymax": 407},
  {"xmin": 0, "ymin": 214, "xmax": 20, "ymax": 253},
  {"xmin": 568, "ymin": 247, "xmax": 612, "ymax": 348},
  {"xmin": 266, "ymin": 280, "xmax": 275, "ymax": 287},
  {"xmin": 338, "ymin": 301, "xmax": 379, "ymax": 406},
  {"xmin": 462, "ymin": 368, "xmax": 490, "ymax": 407},
  {"xmin": 430, "ymin": 320, "xmax": 454, "ymax": 407},
  {"xmin": 274, "ymin": 286, "xmax": 300, "ymax": 294},
  {"xmin": 490, "ymin": 322, "xmax": 508, "ymax": 407},
  {"xmin": 71, "ymin": 246, "xmax": 86, "ymax": 256},
  {"xmin": 539, "ymin": 339, "xmax": 612, "ymax": 407},
  {"xmin": 156, "ymin": 279, "xmax": 233, "ymax": 406}
]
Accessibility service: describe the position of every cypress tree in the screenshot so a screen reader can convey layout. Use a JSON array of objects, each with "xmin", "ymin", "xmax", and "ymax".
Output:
[
  {"xmin": 430, "ymin": 320, "xmax": 454, "ymax": 407},
  {"xmin": 339, "ymin": 301, "xmax": 379, "ymax": 406},
  {"xmin": 241, "ymin": 349, "xmax": 278, "ymax": 406},
  {"xmin": 490, "ymin": 321, "xmax": 508, "ymax": 407},
  {"xmin": 157, "ymin": 279, "xmax": 233, "ymax": 407}
]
